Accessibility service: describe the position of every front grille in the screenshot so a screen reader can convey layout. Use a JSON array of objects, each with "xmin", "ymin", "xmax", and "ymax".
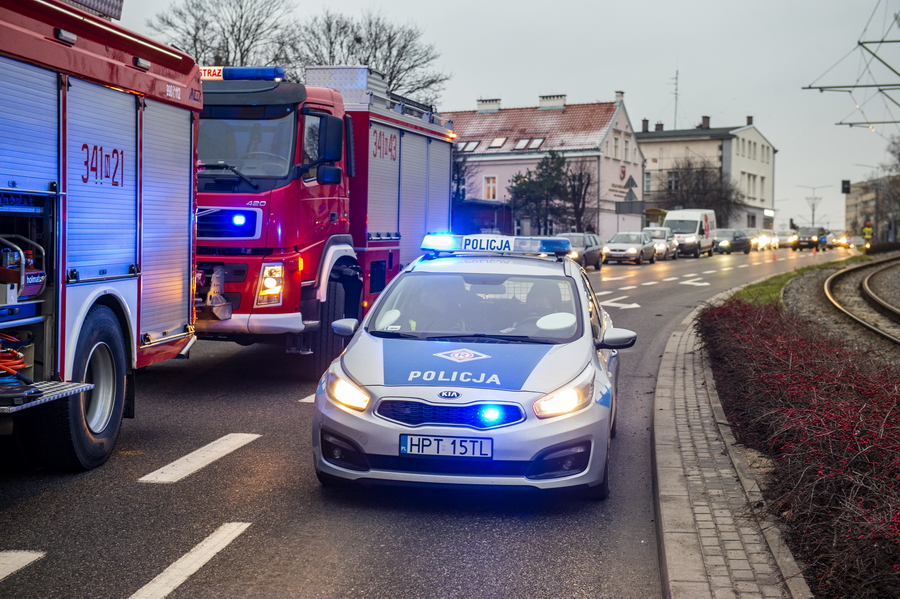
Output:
[
  {"xmin": 368, "ymin": 455, "xmax": 529, "ymax": 476},
  {"xmin": 376, "ymin": 400, "xmax": 524, "ymax": 429}
]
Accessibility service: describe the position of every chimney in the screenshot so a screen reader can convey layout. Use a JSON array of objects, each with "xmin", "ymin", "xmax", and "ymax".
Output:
[
  {"xmin": 538, "ymin": 94, "xmax": 566, "ymax": 110},
  {"xmin": 642, "ymin": 118, "xmax": 649, "ymax": 132},
  {"xmin": 476, "ymin": 98, "xmax": 500, "ymax": 113},
  {"xmin": 747, "ymin": 115, "xmax": 754, "ymax": 126},
  {"xmin": 655, "ymin": 122, "xmax": 664, "ymax": 131},
  {"xmin": 615, "ymin": 91, "xmax": 624, "ymax": 105},
  {"xmin": 699, "ymin": 116, "xmax": 710, "ymax": 129}
]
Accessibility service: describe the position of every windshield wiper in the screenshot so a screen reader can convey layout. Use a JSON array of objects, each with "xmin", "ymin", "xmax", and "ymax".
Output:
[
  {"xmin": 425, "ymin": 333, "xmax": 556, "ymax": 344},
  {"xmin": 200, "ymin": 163, "xmax": 259, "ymax": 189},
  {"xmin": 368, "ymin": 330, "xmax": 420, "ymax": 339}
]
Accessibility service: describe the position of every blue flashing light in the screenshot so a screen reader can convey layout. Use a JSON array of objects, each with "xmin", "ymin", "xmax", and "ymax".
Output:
[
  {"xmin": 478, "ymin": 406, "xmax": 504, "ymax": 425},
  {"xmin": 420, "ymin": 234, "xmax": 571, "ymax": 256},
  {"xmin": 232, "ymin": 214, "xmax": 247, "ymax": 226},
  {"xmin": 222, "ymin": 66, "xmax": 286, "ymax": 81}
]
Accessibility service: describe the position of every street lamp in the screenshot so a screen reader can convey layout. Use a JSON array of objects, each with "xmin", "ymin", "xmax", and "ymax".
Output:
[{"xmin": 797, "ymin": 185, "xmax": 832, "ymax": 226}]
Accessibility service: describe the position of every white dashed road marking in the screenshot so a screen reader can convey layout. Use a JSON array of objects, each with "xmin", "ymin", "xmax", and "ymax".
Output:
[
  {"xmin": 299, "ymin": 394, "xmax": 315, "ymax": 403},
  {"xmin": 599, "ymin": 296, "xmax": 641, "ymax": 309},
  {"xmin": 618, "ymin": 285, "xmax": 637, "ymax": 290},
  {"xmin": 128, "ymin": 522, "xmax": 251, "ymax": 599},
  {"xmin": 0, "ymin": 551, "xmax": 44, "ymax": 582},
  {"xmin": 139, "ymin": 434, "xmax": 261, "ymax": 484},
  {"xmin": 662, "ymin": 277, "xmax": 679, "ymax": 281},
  {"xmin": 641, "ymin": 281, "xmax": 659, "ymax": 286},
  {"xmin": 702, "ymin": 270, "xmax": 717, "ymax": 274},
  {"xmin": 680, "ymin": 278, "xmax": 710, "ymax": 287}
]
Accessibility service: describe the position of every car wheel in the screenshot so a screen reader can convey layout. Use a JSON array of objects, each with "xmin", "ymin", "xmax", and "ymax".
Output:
[
  {"xmin": 649, "ymin": 251, "xmax": 656, "ymax": 264},
  {"xmin": 672, "ymin": 250, "xmax": 678, "ymax": 260},
  {"xmin": 744, "ymin": 248, "xmax": 750, "ymax": 254},
  {"xmin": 635, "ymin": 252, "xmax": 642, "ymax": 265},
  {"xmin": 584, "ymin": 438, "xmax": 611, "ymax": 500},
  {"xmin": 693, "ymin": 246, "xmax": 701, "ymax": 258},
  {"xmin": 594, "ymin": 258, "xmax": 602, "ymax": 271}
]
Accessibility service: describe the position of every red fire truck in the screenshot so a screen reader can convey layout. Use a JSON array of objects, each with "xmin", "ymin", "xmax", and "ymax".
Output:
[
  {"xmin": 194, "ymin": 65, "xmax": 454, "ymax": 377},
  {"xmin": 0, "ymin": 0, "xmax": 201, "ymax": 470}
]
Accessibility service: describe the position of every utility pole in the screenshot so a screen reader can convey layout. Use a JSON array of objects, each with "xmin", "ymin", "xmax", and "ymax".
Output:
[
  {"xmin": 797, "ymin": 185, "xmax": 832, "ymax": 226},
  {"xmin": 671, "ymin": 70, "xmax": 679, "ymax": 129}
]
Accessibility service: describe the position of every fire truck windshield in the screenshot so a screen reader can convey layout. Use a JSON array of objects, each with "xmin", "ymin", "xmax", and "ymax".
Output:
[{"xmin": 199, "ymin": 105, "xmax": 297, "ymax": 178}]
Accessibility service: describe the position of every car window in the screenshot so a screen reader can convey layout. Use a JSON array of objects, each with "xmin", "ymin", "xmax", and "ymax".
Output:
[
  {"xmin": 580, "ymin": 272, "xmax": 603, "ymax": 340},
  {"xmin": 367, "ymin": 272, "xmax": 582, "ymax": 341}
]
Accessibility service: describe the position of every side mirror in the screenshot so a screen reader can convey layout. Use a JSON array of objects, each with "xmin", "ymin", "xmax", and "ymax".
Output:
[
  {"xmin": 319, "ymin": 115, "xmax": 344, "ymax": 162},
  {"xmin": 332, "ymin": 318, "xmax": 359, "ymax": 337},
  {"xmin": 317, "ymin": 165, "xmax": 342, "ymax": 185},
  {"xmin": 594, "ymin": 327, "xmax": 637, "ymax": 350}
]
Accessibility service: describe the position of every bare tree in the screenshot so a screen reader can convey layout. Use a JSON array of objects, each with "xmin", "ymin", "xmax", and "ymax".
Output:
[
  {"xmin": 451, "ymin": 149, "xmax": 480, "ymax": 205},
  {"xmin": 657, "ymin": 156, "xmax": 746, "ymax": 227},
  {"xmin": 147, "ymin": 0, "xmax": 297, "ymax": 67},
  {"xmin": 561, "ymin": 159, "xmax": 598, "ymax": 232},
  {"xmin": 284, "ymin": 10, "xmax": 450, "ymax": 105}
]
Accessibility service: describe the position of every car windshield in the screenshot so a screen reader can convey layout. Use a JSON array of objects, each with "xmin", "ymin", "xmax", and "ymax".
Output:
[
  {"xmin": 367, "ymin": 273, "xmax": 582, "ymax": 342},
  {"xmin": 664, "ymin": 220, "xmax": 697, "ymax": 234},
  {"xmin": 716, "ymin": 230, "xmax": 736, "ymax": 239},
  {"xmin": 199, "ymin": 104, "xmax": 297, "ymax": 178},
  {"xmin": 798, "ymin": 227, "xmax": 820, "ymax": 236},
  {"xmin": 645, "ymin": 229, "xmax": 666, "ymax": 240},
  {"xmin": 556, "ymin": 234, "xmax": 586, "ymax": 248},
  {"xmin": 609, "ymin": 233, "xmax": 643, "ymax": 244}
]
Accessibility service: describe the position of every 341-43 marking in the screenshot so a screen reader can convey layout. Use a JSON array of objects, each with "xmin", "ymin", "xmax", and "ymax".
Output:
[{"xmin": 81, "ymin": 143, "xmax": 125, "ymax": 186}]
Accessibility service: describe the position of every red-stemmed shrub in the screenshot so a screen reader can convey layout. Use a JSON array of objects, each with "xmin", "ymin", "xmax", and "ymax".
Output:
[{"xmin": 697, "ymin": 299, "xmax": 900, "ymax": 599}]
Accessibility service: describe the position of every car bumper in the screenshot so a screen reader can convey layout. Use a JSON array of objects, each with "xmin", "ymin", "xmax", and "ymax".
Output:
[
  {"xmin": 311, "ymin": 389, "xmax": 611, "ymax": 491},
  {"xmin": 604, "ymin": 252, "xmax": 639, "ymax": 262}
]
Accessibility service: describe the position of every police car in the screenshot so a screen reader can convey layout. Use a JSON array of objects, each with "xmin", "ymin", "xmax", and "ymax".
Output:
[{"xmin": 311, "ymin": 234, "xmax": 637, "ymax": 499}]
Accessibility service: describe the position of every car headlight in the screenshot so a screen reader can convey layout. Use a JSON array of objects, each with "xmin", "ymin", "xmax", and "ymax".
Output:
[
  {"xmin": 533, "ymin": 368, "xmax": 594, "ymax": 419},
  {"xmin": 684, "ymin": 235, "xmax": 697, "ymax": 243},
  {"xmin": 256, "ymin": 263, "xmax": 284, "ymax": 306},
  {"xmin": 655, "ymin": 243, "xmax": 665, "ymax": 251},
  {"xmin": 789, "ymin": 235, "xmax": 798, "ymax": 242},
  {"xmin": 602, "ymin": 246, "xmax": 610, "ymax": 253},
  {"xmin": 568, "ymin": 250, "xmax": 579, "ymax": 259},
  {"xmin": 626, "ymin": 247, "xmax": 637, "ymax": 254},
  {"xmin": 719, "ymin": 240, "xmax": 730, "ymax": 247},
  {"xmin": 325, "ymin": 369, "xmax": 369, "ymax": 411}
]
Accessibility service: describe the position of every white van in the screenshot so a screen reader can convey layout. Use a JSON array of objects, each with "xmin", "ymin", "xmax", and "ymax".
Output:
[{"xmin": 662, "ymin": 209, "xmax": 717, "ymax": 257}]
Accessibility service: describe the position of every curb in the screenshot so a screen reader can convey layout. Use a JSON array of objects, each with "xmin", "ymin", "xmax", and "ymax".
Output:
[{"xmin": 652, "ymin": 287, "xmax": 813, "ymax": 599}]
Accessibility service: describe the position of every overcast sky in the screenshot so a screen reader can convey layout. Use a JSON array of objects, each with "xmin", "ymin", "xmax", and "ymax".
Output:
[{"xmin": 120, "ymin": 0, "xmax": 900, "ymax": 232}]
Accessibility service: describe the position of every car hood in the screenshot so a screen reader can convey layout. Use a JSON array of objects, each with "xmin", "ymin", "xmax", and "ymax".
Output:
[
  {"xmin": 340, "ymin": 333, "xmax": 591, "ymax": 393},
  {"xmin": 605, "ymin": 242, "xmax": 641, "ymax": 250}
]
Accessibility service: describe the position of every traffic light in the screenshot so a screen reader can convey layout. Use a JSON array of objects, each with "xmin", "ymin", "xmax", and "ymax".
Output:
[
  {"xmin": 842, "ymin": 180, "xmax": 851, "ymax": 194},
  {"xmin": 789, "ymin": 218, "xmax": 797, "ymax": 230}
]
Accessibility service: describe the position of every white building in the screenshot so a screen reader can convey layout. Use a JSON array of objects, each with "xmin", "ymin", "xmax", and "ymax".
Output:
[{"xmin": 635, "ymin": 116, "xmax": 777, "ymax": 229}]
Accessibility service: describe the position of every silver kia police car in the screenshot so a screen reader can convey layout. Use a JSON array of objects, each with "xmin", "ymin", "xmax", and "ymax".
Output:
[{"xmin": 311, "ymin": 234, "xmax": 637, "ymax": 499}]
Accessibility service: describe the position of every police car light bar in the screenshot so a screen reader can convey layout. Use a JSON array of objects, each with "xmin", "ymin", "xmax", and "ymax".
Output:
[{"xmin": 421, "ymin": 234, "xmax": 571, "ymax": 256}]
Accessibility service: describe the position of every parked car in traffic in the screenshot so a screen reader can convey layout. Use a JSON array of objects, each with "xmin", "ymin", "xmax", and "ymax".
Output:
[
  {"xmin": 742, "ymin": 228, "xmax": 764, "ymax": 251},
  {"xmin": 759, "ymin": 229, "xmax": 778, "ymax": 250},
  {"xmin": 713, "ymin": 229, "xmax": 752, "ymax": 254},
  {"xmin": 642, "ymin": 226, "xmax": 679, "ymax": 260},
  {"xmin": 776, "ymin": 230, "xmax": 794, "ymax": 248},
  {"xmin": 792, "ymin": 226, "xmax": 827, "ymax": 251},
  {"xmin": 602, "ymin": 232, "xmax": 656, "ymax": 265},
  {"xmin": 848, "ymin": 235, "xmax": 866, "ymax": 249},
  {"xmin": 555, "ymin": 231, "xmax": 603, "ymax": 270}
]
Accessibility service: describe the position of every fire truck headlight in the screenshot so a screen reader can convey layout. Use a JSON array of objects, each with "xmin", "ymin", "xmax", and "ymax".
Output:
[{"xmin": 257, "ymin": 263, "xmax": 284, "ymax": 306}]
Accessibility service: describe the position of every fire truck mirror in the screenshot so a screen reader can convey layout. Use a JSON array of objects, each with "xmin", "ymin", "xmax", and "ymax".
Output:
[
  {"xmin": 319, "ymin": 115, "xmax": 344, "ymax": 162},
  {"xmin": 317, "ymin": 165, "xmax": 343, "ymax": 185}
]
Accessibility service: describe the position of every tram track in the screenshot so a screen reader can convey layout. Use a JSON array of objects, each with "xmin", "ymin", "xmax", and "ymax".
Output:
[{"xmin": 824, "ymin": 255, "xmax": 900, "ymax": 345}]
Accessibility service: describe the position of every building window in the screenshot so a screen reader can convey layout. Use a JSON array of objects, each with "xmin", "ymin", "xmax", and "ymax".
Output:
[
  {"xmin": 484, "ymin": 176, "xmax": 498, "ymax": 200},
  {"xmin": 624, "ymin": 140, "xmax": 630, "ymax": 163},
  {"xmin": 528, "ymin": 138, "xmax": 544, "ymax": 149},
  {"xmin": 667, "ymin": 171, "xmax": 679, "ymax": 191},
  {"xmin": 459, "ymin": 141, "xmax": 479, "ymax": 152},
  {"xmin": 515, "ymin": 139, "xmax": 529, "ymax": 150},
  {"xmin": 747, "ymin": 214, "xmax": 756, "ymax": 227},
  {"xmin": 488, "ymin": 137, "xmax": 506, "ymax": 148},
  {"xmin": 644, "ymin": 171, "xmax": 651, "ymax": 192},
  {"xmin": 614, "ymin": 137, "xmax": 620, "ymax": 159},
  {"xmin": 760, "ymin": 176, "xmax": 765, "ymax": 201}
]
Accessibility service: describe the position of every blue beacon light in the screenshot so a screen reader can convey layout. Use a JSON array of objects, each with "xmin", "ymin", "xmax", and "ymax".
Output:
[
  {"xmin": 478, "ymin": 406, "xmax": 503, "ymax": 425},
  {"xmin": 232, "ymin": 214, "xmax": 247, "ymax": 226}
]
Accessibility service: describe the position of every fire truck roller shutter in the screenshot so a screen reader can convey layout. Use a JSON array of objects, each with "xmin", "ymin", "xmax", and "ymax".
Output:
[
  {"xmin": 399, "ymin": 132, "xmax": 428, "ymax": 266},
  {"xmin": 367, "ymin": 123, "xmax": 400, "ymax": 240},
  {"xmin": 140, "ymin": 100, "xmax": 193, "ymax": 344},
  {"xmin": 0, "ymin": 56, "xmax": 58, "ymax": 191},
  {"xmin": 66, "ymin": 78, "xmax": 137, "ymax": 280},
  {"xmin": 426, "ymin": 139, "xmax": 451, "ymax": 235}
]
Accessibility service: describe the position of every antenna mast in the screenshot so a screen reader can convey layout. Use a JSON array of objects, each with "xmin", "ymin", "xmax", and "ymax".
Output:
[{"xmin": 672, "ymin": 70, "xmax": 679, "ymax": 129}]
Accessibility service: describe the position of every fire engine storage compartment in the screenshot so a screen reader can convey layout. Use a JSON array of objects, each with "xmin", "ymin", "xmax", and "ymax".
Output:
[{"xmin": 305, "ymin": 66, "xmax": 453, "ymax": 276}]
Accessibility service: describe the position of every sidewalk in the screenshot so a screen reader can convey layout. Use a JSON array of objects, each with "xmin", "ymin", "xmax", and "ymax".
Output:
[{"xmin": 652, "ymin": 303, "xmax": 814, "ymax": 599}]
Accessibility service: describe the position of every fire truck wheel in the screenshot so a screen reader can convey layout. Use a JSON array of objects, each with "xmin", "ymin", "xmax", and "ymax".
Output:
[
  {"xmin": 304, "ymin": 280, "xmax": 346, "ymax": 379},
  {"xmin": 25, "ymin": 305, "xmax": 127, "ymax": 471}
]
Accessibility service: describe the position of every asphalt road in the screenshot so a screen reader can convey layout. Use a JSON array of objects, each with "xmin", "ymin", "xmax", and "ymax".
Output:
[{"xmin": 0, "ymin": 246, "xmax": 851, "ymax": 599}]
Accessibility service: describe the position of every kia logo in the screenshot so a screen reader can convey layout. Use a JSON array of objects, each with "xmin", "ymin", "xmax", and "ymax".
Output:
[{"xmin": 438, "ymin": 391, "xmax": 460, "ymax": 398}]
